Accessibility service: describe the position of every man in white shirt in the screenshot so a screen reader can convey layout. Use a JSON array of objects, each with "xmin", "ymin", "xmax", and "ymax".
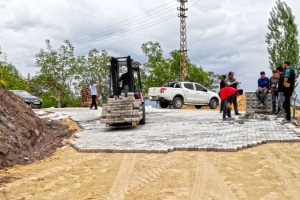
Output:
[{"xmin": 89, "ymin": 80, "xmax": 98, "ymax": 110}]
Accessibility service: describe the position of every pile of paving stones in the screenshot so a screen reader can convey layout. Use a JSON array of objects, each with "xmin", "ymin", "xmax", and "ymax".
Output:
[
  {"xmin": 246, "ymin": 92, "xmax": 272, "ymax": 113},
  {"xmin": 80, "ymin": 88, "xmax": 99, "ymax": 107},
  {"xmin": 100, "ymin": 92, "xmax": 143, "ymax": 126}
]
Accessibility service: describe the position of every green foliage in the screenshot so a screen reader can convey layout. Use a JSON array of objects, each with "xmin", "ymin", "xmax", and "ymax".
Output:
[
  {"xmin": 141, "ymin": 41, "xmax": 219, "ymax": 92},
  {"xmin": 0, "ymin": 47, "xmax": 27, "ymax": 90},
  {"xmin": 73, "ymin": 49, "xmax": 110, "ymax": 102},
  {"xmin": 36, "ymin": 40, "xmax": 77, "ymax": 108},
  {"xmin": 266, "ymin": 0, "xmax": 299, "ymax": 73}
]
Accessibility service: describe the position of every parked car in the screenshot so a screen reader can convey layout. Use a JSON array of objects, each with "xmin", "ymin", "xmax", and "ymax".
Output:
[
  {"xmin": 10, "ymin": 90, "xmax": 43, "ymax": 109},
  {"xmin": 148, "ymin": 82, "xmax": 220, "ymax": 109}
]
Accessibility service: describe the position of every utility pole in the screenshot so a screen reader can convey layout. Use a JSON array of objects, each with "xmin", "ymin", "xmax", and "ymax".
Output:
[{"xmin": 177, "ymin": 0, "xmax": 188, "ymax": 81}]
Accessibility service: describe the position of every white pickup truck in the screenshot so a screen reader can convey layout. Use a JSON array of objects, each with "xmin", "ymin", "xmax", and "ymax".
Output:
[{"xmin": 148, "ymin": 82, "xmax": 220, "ymax": 109}]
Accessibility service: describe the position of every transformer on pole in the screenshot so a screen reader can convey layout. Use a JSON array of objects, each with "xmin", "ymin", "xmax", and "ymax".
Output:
[{"xmin": 177, "ymin": 0, "xmax": 188, "ymax": 81}]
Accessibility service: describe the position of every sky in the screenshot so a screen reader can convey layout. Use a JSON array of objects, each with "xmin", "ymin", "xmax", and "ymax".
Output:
[{"xmin": 0, "ymin": 0, "xmax": 299, "ymax": 92}]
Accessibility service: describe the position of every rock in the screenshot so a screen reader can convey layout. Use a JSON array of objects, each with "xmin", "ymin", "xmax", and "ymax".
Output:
[
  {"xmin": 23, "ymin": 157, "xmax": 29, "ymax": 161},
  {"xmin": 34, "ymin": 129, "xmax": 40, "ymax": 137},
  {"xmin": 56, "ymin": 132, "xmax": 68, "ymax": 138},
  {"xmin": 0, "ymin": 143, "xmax": 10, "ymax": 154}
]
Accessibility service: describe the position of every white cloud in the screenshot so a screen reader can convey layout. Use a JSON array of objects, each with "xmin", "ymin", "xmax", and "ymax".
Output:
[{"xmin": 0, "ymin": 0, "xmax": 299, "ymax": 92}]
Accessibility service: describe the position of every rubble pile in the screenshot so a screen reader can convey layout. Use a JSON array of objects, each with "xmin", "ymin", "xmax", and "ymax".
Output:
[{"xmin": 100, "ymin": 92, "xmax": 143, "ymax": 126}]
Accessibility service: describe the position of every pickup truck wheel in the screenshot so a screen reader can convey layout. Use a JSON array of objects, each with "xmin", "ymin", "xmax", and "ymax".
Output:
[
  {"xmin": 139, "ymin": 103, "xmax": 146, "ymax": 125},
  {"xmin": 173, "ymin": 97, "xmax": 183, "ymax": 109},
  {"xmin": 209, "ymin": 98, "xmax": 218, "ymax": 109},
  {"xmin": 195, "ymin": 105, "xmax": 202, "ymax": 109},
  {"xmin": 159, "ymin": 101, "xmax": 169, "ymax": 108}
]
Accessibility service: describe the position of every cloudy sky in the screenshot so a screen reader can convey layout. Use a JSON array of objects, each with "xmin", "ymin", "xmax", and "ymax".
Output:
[{"xmin": 0, "ymin": 0, "xmax": 299, "ymax": 92}]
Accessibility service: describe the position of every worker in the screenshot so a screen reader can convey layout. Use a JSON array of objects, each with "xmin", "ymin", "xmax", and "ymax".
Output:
[
  {"xmin": 269, "ymin": 70, "xmax": 279, "ymax": 114},
  {"xmin": 255, "ymin": 71, "xmax": 270, "ymax": 107},
  {"xmin": 225, "ymin": 72, "xmax": 241, "ymax": 115},
  {"xmin": 89, "ymin": 80, "xmax": 99, "ymax": 110},
  {"xmin": 220, "ymin": 87, "xmax": 244, "ymax": 121},
  {"xmin": 282, "ymin": 60, "xmax": 296, "ymax": 124},
  {"xmin": 219, "ymin": 75, "xmax": 226, "ymax": 113}
]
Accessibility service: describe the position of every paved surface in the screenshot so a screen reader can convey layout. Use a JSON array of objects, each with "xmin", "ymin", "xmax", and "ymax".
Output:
[{"xmin": 45, "ymin": 108, "xmax": 300, "ymax": 153}]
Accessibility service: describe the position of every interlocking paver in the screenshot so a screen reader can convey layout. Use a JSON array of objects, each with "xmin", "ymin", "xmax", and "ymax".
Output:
[{"xmin": 46, "ymin": 108, "xmax": 300, "ymax": 153}]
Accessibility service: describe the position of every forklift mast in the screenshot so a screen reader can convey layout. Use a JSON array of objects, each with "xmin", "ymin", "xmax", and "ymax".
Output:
[{"xmin": 109, "ymin": 56, "xmax": 139, "ymax": 97}]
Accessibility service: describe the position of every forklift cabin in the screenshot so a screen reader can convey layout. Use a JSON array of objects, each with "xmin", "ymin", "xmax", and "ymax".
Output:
[{"xmin": 109, "ymin": 56, "xmax": 143, "ymax": 100}]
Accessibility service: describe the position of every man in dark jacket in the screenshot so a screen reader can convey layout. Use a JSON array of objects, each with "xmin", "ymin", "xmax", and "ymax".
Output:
[
  {"xmin": 255, "ymin": 71, "xmax": 270, "ymax": 107},
  {"xmin": 270, "ymin": 70, "xmax": 279, "ymax": 113},
  {"xmin": 225, "ymin": 72, "xmax": 241, "ymax": 115},
  {"xmin": 276, "ymin": 66, "xmax": 285, "ymax": 118},
  {"xmin": 219, "ymin": 75, "xmax": 226, "ymax": 113},
  {"xmin": 282, "ymin": 60, "xmax": 296, "ymax": 123}
]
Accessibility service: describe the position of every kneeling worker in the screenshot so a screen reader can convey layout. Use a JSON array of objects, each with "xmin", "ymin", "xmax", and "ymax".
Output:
[{"xmin": 220, "ymin": 87, "xmax": 244, "ymax": 121}]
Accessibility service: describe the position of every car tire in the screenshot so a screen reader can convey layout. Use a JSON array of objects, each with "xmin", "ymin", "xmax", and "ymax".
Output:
[
  {"xmin": 173, "ymin": 97, "xmax": 183, "ymax": 109},
  {"xmin": 209, "ymin": 98, "xmax": 218, "ymax": 109},
  {"xmin": 139, "ymin": 102, "xmax": 146, "ymax": 125},
  {"xmin": 195, "ymin": 105, "xmax": 202, "ymax": 109},
  {"xmin": 159, "ymin": 101, "xmax": 169, "ymax": 108}
]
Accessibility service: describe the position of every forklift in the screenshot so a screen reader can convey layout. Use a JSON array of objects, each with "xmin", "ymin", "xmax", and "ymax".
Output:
[{"xmin": 100, "ymin": 56, "xmax": 146, "ymax": 126}]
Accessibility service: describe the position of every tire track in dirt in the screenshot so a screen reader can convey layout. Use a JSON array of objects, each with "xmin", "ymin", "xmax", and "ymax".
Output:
[
  {"xmin": 269, "ymin": 144, "xmax": 300, "ymax": 169},
  {"xmin": 190, "ymin": 154, "xmax": 207, "ymax": 200},
  {"xmin": 124, "ymin": 155, "xmax": 183, "ymax": 196},
  {"xmin": 264, "ymin": 150, "xmax": 300, "ymax": 199},
  {"xmin": 107, "ymin": 154, "xmax": 136, "ymax": 200},
  {"xmin": 200, "ymin": 155, "xmax": 237, "ymax": 200},
  {"xmin": 0, "ymin": 154, "xmax": 100, "ymax": 191}
]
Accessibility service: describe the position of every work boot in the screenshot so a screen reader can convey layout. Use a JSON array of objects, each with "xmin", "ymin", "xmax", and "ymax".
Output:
[
  {"xmin": 228, "ymin": 117, "xmax": 235, "ymax": 121},
  {"xmin": 281, "ymin": 119, "xmax": 291, "ymax": 124}
]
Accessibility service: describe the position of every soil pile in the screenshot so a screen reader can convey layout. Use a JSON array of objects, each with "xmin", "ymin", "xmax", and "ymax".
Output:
[{"xmin": 0, "ymin": 87, "xmax": 73, "ymax": 169}]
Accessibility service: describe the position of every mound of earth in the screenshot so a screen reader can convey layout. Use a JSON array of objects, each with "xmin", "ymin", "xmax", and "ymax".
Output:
[{"xmin": 0, "ymin": 87, "xmax": 73, "ymax": 169}]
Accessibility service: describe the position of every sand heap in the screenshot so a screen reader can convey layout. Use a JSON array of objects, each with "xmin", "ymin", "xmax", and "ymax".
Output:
[{"xmin": 0, "ymin": 87, "xmax": 45, "ymax": 168}]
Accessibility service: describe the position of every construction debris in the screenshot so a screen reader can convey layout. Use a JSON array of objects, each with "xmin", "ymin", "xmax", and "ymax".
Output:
[{"xmin": 100, "ymin": 92, "xmax": 143, "ymax": 126}]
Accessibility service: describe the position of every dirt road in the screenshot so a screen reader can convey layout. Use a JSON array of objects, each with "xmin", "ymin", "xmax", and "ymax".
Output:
[{"xmin": 0, "ymin": 142, "xmax": 300, "ymax": 200}]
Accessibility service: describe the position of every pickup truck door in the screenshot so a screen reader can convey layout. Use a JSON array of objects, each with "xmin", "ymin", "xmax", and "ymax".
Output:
[
  {"xmin": 195, "ymin": 83, "xmax": 209, "ymax": 104},
  {"xmin": 182, "ymin": 83, "xmax": 196, "ymax": 103}
]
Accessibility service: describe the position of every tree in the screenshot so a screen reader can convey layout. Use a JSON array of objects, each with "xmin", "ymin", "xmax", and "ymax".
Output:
[
  {"xmin": 36, "ymin": 40, "xmax": 76, "ymax": 108},
  {"xmin": 141, "ymin": 41, "xmax": 219, "ymax": 92},
  {"xmin": 73, "ymin": 49, "xmax": 111, "ymax": 102},
  {"xmin": 0, "ymin": 46, "xmax": 27, "ymax": 90},
  {"xmin": 141, "ymin": 41, "xmax": 172, "ymax": 90},
  {"xmin": 266, "ymin": 0, "xmax": 299, "ymax": 74}
]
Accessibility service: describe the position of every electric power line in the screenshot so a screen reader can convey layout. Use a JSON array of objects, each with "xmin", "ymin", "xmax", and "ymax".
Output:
[
  {"xmin": 73, "ymin": 9, "xmax": 178, "ymax": 45},
  {"xmin": 76, "ymin": 13, "xmax": 178, "ymax": 51}
]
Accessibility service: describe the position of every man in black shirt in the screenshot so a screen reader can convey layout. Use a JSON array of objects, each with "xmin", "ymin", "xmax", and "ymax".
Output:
[
  {"xmin": 276, "ymin": 66, "xmax": 285, "ymax": 118},
  {"xmin": 119, "ymin": 72, "xmax": 129, "ymax": 88},
  {"xmin": 219, "ymin": 75, "xmax": 226, "ymax": 113},
  {"xmin": 270, "ymin": 70, "xmax": 279, "ymax": 114},
  {"xmin": 282, "ymin": 60, "xmax": 296, "ymax": 123}
]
